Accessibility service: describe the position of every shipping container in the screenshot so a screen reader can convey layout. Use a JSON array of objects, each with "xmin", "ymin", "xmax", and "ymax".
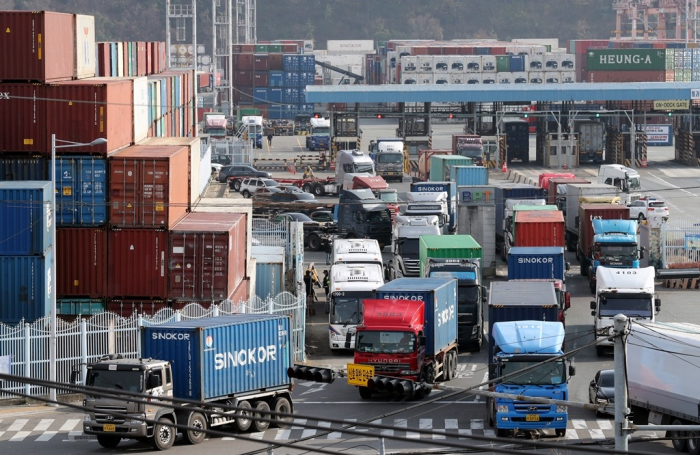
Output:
[
  {"xmin": 493, "ymin": 183, "xmax": 545, "ymax": 237},
  {"xmin": 577, "ymin": 204, "xmax": 631, "ymax": 261},
  {"xmin": 107, "ymin": 228, "xmax": 169, "ymax": 299},
  {"xmin": 419, "ymin": 235, "xmax": 482, "ymax": 276},
  {"xmin": 456, "ymin": 202, "xmax": 497, "ymax": 277},
  {"xmin": 169, "ymin": 212, "xmax": 247, "ymax": 301},
  {"xmin": 429, "ymin": 155, "xmax": 473, "ymax": 181},
  {"xmin": 109, "ymin": 145, "xmax": 190, "ymax": 228},
  {"xmin": 586, "ymin": 49, "xmax": 666, "ymax": 71},
  {"xmin": 513, "ymin": 210, "xmax": 565, "ymax": 248},
  {"xmin": 450, "ymin": 166, "xmax": 489, "ymax": 186},
  {"xmin": 547, "ymin": 177, "xmax": 589, "ymax": 205},
  {"xmin": 585, "ymin": 70, "xmax": 666, "ymax": 83},
  {"xmin": 57, "ymin": 298, "xmax": 105, "ymax": 316},
  {"xmin": 139, "ymin": 136, "xmax": 203, "ymax": 206},
  {"xmin": 57, "ymin": 227, "xmax": 107, "ymax": 298},
  {"xmin": 0, "ymin": 83, "xmax": 48, "ymax": 152},
  {"xmin": 74, "ymin": 14, "xmax": 96, "ymax": 79},
  {"xmin": 0, "ymin": 11, "xmax": 74, "ymax": 82},
  {"xmin": 507, "ymin": 246, "xmax": 566, "ymax": 281},
  {"xmin": 0, "ymin": 181, "xmax": 52, "ymax": 255},
  {"xmin": 0, "ymin": 253, "xmax": 53, "ymax": 324},
  {"xmin": 565, "ymin": 183, "xmax": 619, "ymax": 233},
  {"xmin": 141, "ymin": 314, "xmax": 293, "ymax": 401},
  {"xmin": 374, "ymin": 278, "xmax": 458, "ymax": 356},
  {"xmin": 106, "ymin": 299, "xmax": 168, "ymax": 317},
  {"xmin": 0, "ymin": 155, "xmax": 48, "ymax": 181},
  {"xmin": 54, "ymin": 156, "xmax": 108, "ymax": 226},
  {"xmin": 254, "ymin": 261, "xmax": 284, "ymax": 300}
]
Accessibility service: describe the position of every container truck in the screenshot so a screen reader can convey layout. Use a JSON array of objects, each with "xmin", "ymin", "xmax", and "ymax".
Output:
[
  {"xmin": 627, "ymin": 322, "xmax": 700, "ymax": 453},
  {"xmin": 488, "ymin": 320, "xmax": 574, "ymax": 438},
  {"xmin": 349, "ymin": 277, "xmax": 458, "ymax": 399},
  {"xmin": 575, "ymin": 203, "xmax": 632, "ymax": 276},
  {"xmin": 501, "ymin": 203, "xmax": 555, "ymax": 259},
  {"xmin": 591, "ymin": 266, "xmax": 660, "ymax": 356},
  {"xmin": 424, "ymin": 258, "xmax": 486, "ymax": 350},
  {"xmin": 416, "ymin": 149, "xmax": 451, "ymax": 181},
  {"xmin": 564, "ymin": 183, "xmax": 618, "ymax": 252},
  {"xmin": 202, "ymin": 113, "xmax": 228, "ymax": 138},
  {"xmin": 295, "ymin": 149, "xmax": 377, "ymax": 197},
  {"xmin": 547, "ymin": 177, "xmax": 589, "ymax": 212},
  {"xmin": 487, "ymin": 281, "xmax": 560, "ymax": 378},
  {"xmin": 404, "ymin": 192, "xmax": 450, "ymax": 234},
  {"xmin": 537, "ymin": 173, "xmax": 575, "ymax": 192},
  {"xmin": 306, "ymin": 117, "xmax": 330, "ymax": 151},
  {"xmin": 573, "ymin": 120, "xmax": 605, "ymax": 163},
  {"xmin": 452, "ymin": 134, "xmax": 485, "ymax": 165},
  {"xmin": 409, "ymin": 181, "xmax": 458, "ymax": 233},
  {"xmin": 586, "ymin": 218, "xmax": 640, "ymax": 293},
  {"xmin": 428, "ymin": 155, "xmax": 473, "ymax": 182},
  {"xmin": 597, "ymin": 164, "xmax": 642, "ymax": 204},
  {"xmin": 419, "ymin": 234, "xmax": 483, "ymax": 277},
  {"xmin": 499, "ymin": 118, "xmax": 530, "ymax": 163},
  {"xmin": 328, "ymin": 263, "xmax": 384, "ymax": 350},
  {"xmin": 334, "ymin": 189, "xmax": 393, "ymax": 250},
  {"xmin": 387, "ymin": 216, "xmax": 441, "ymax": 280},
  {"xmin": 81, "ymin": 315, "xmax": 294, "ymax": 449},
  {"xmin": 368, "ymin": 138, "xmax": 405, "ymax": 182},
  {"xmin": 512, "ymin": 209, "xmax": 565, "ymax": 249},
  {"xmin": 240, "ymin": 115, "xmax": 264, "ymax": 148},
  {"xmin": 493, "ymin": 183, "xmax": 545, "ymax": 259}
]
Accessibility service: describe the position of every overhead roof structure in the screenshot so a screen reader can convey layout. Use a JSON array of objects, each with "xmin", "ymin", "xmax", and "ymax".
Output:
[{"xmin": 305, "ymin": 82, "xmax": 700, "ymax": 104}]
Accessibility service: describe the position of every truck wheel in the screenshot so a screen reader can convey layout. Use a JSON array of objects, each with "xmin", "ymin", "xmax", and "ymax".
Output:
[
  {"xmin": 313, "ymin": 184, "xmax": 325, "ymax": 197},
  {"xmin": 151, "ymin": 417, "xmax": 175, "ymax": 451},
  {"xmin": 308, "ymin": 234, "xmax": 321, "ymax": 251},
  {"xmin": 688, "ymin": 433, "xmax": 700, "ymax": 455},
  {"xmin": 596, "ymin": 346, "xmax": 605, "ymax": 357},
  {"xmin": 496, "ymin": 428, "xmax": 510, "ymax": 437},
  {"xmin": 270, "ymin": 397, "xmax": 293, "ymax": 428},
  {"xmin": 670, "ymin": 418, "xmax": 688, "ymax": 452},
  {"xmin": 96, "ymin": 435, "xmax": 121, "ymax": 448},
  {"xmin": 185, "ymin": 411, "xmax": 207, "ymax": 445},
  {"xmin": 555, "ymin": 428, "xmax": 566, "ymax": 437},
  {"xmin": 302, "ymin": 183, "xmax": 311, "ymax": 193},
  {"xmin": 442, "ymin": 353, "xmax": 453, "ymax": 381},
  {"xmin": 359, "ymin": 387, "xmax": 373, "ymax": 399},
  {"xmin": 252, "ymin": 401, "xmax": 271, "ymax": 432},
  {"xmin": 232, "ymin": 179, "xmax": 242, "ymax": 192},
  {"xmin": 234, "ymin": 400, "xmax": 253, "ymax": 432},
  {"xmin": 451, "ymin": 351, "xmax": 459, "ymax": 378}
]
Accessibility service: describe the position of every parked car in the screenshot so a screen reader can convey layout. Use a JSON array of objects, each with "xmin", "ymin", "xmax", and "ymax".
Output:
[
  {"xmin": 269, "ymin": 192, "xmax": 317, "ymax": 203},
  {"xmin": 239, "ymin": 178, "xmax": 280, "ymax": 197},
  {"xmin": 628, "ymin": 197, "xmax": 669, "ymax": 221},
  {"xmin": 279, "ymin": 185, "xmax": 304, "ymax": 194},
  {"xmin": 217, "ymin": 164, "xmax": 271, "ymax": 188},
  {"xmin": 309, "ymin": 210, "xmax": 335, "ymax": 223},
  {"xmin": 251, "ymin": 187, "xmax": 283, "ymax": 203},
  {"xmin": 589, "ymin": 369, "xmax": 614, "ymax": 416}
]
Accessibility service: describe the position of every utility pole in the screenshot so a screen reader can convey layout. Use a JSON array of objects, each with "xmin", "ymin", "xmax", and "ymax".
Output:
[{"xmin": 613, "ymin": 313, "xmax": 630, "ymax": 451}]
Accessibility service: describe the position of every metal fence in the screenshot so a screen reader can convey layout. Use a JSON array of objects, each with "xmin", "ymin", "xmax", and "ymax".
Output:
[
  {"xmin": 662, "ymin": 218, "xmax": 700, "ymax": 268},
  {"xmin": 252, "ymin": 217, "xmax": 288, "ymax": 247},
  {"xmin": 209, "ymin": 137, "xmax": 252, "ymax": 165},
  {"xmin": 0, "ymin": 292, "xmax": 305, "ymax": 399}
]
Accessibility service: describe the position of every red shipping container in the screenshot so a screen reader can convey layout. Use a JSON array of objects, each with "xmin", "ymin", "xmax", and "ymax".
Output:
[
  {"xmin": 136, "ymin": 42, "xmax": 147, "ymax": 76},
  {"xmin": 253, "ymin": 71, "xmax": 269, "ymax": 86},
  {"xmin": 168, "ymin": 212, "xmax": 247, "ymax": 301},
  {"xmin": 232, "ymin": 69, "xmax": 254, "ymax": 85},
  {"xmin": 491, "ymin": 46, "xmax": 507, "ymax": 55},
  {"xmin": 46, "ymin": 78, "xmax": 134, "ymax": 154},
  {"xmin": 109, "ymin": 145, "xmax": 190, "ymax": 228},
  {"xmin": 586, "ymin": 70, "xmax": 665, "ymax": 83},
  {"xmin": 57, "ymin": 227, "xmax": 108, "ymax": 298},
  {"xmin": 514, "ymin": 210, "xmax": 565, "ymax": 248},
  {"xmin": 253, "ymin": 54, "xmax": 269, "ymax": 71},
  {"xmin": 268, "ymin": 53, "xmax": 284, "ymax": 70},
  {"xmin": 427, "ymin": 46, "xmax": 443, "ymax": 55},
  {"xmin": 412, "ymin": 46, "xmax": 429, "ymax": 55},
  {"xmin": 240, "ymin": 44, "xmax": 255, "ymax": 53},
  {"xmin": 107, "ymin": 229, "xmax": 169, "ymax": 299},
  {"xmin": 97, "ymin": 42, "xmax": 111, "ymax": 77},
  {"xmin": 0, "ymin": 83, "xmax": 47, "ymax": 152},
  {"xmin": 107, "ymin": 299, "xmax": 168, "ymax": 317},
  {"xmin": 327, "ymin": 102, "xmax": 346, "ymax": 111},
  {"xmin": 282, "ymin": 44, "xmax": 298, "ymax": 53},
  {"xmin": 0, "ymin": 11, "xmax": 74, "ymax": 82},
  {"xmin": 457, "ymin": 47, "xmax": 475, "ymax": 55},
  {"xmin": 578, "ymin": 204, "xmax": 631, "ymax": 259}
]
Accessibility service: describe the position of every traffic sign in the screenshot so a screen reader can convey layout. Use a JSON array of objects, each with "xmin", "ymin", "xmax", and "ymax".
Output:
[{"xmin": 653, "ymin": 100, "xmax": 689, "ymax": 110}]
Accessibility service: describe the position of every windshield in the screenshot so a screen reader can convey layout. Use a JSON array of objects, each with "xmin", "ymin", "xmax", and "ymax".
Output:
[
  {"xmin": 366, "ymin": 210, "xmax": 390, "ymax": 224},
  {"xmin": 248, "ymin": 125, "xmax": 262, "ymax": 134},
  {"xmin": 262, "ymin": 179, "xmax": 279, "ymax": 187},
  {"xmin": 501, "ymin": 359, "xmax": 566, "ymax": 386},
  {"xmin": 353, "ymin": 163, "xmax": 375, "ymax": 174},
  {"xmin": 458, "ymin": 146, "xmax": 483, "ymax": 158},
  {"xmin": 86, "ymin": 369, "xmax": 143, "ymax": 393},
  {"xmin": 598, "ymin": 295, "xmax": 653, "ymax": 317},
  {"xmin": 398, "ymin": 238, "xmax": 419, "ymax": 257},
  {"xmin": 312, "ymin": 127, "xmax": 330, "ymax": 135},
  {"xmin": 598, "ymin": 244, "xmax": 638, "ymax": 261},
  {"xmin": 599, "ymin": 372, "xmax": 614, "ymax": 387},
  {"xmin": 379, "ymin": 192, "xmax": 398, "ymax": 203},
  {"xmin": 628, "ymin": 177, "xmax": 641, "ymax": 191},
  {"xmin": 356, "ymin": 330, "xmax": 416, "ymax": 354},
  {"xmin": 377, "ymin": 153, "xmax": 403, "ymax": 163},
  {"xmin": 331, "ymin": 294, "xmax": 367, "ymax": 324},
  {"xmin": 207, "ymin": 128, "xmax": 227, "ymax": 136}
]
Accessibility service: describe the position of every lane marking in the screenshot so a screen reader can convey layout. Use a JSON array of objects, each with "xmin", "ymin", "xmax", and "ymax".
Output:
[{"xmin": 8, "ymin": 419, "xmax": 27, "ymax": 431}]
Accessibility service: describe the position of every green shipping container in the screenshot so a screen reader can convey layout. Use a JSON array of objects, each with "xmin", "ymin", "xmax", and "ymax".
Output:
[
  {"xmin": 57, "ymin": 299, "xmax": 105, "ymax": 315},
  {"xmin": 586, "ymin": 49, "xmax": 666, "ymax": 71},
  {"xmin": 267, "ymin": 44, "xmax": 283, "ymax": 53},
  {"xmin": 496, "ymin": 56, "xmax": 510, "ymax": 72},
  {"xmin": 419, "ymin": 235, "xmax": 483, "ymax": 276},
  {"xmin": 429, "ymin": 155, "xmax": 473, "ymax": 182},
  {"xmin": 255, "ymin": 44, "xmax": 269, "ymax": 53}
]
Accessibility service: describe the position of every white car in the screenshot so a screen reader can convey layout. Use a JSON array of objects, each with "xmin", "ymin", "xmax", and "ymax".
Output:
[
  {"xmin": 239, "ymin": 177, "xmax": 280, "ymax": 198},
  {"xmin": 628, "ymin": 198, "xmax": 669, "ymax": 221}
]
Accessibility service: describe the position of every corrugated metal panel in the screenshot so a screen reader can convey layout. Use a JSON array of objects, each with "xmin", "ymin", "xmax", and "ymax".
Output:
[
  {"xmin": 419, "ymin": 235, "xmax": 482, "ymax": 276},
  {"xmin": 0, "ymin": 253, "xmax": 53, "ymax": 324},
  {"xmin": 57, "ymin": 298, "xmax": 105, "ymax": 315},
  {"xmin": 428, "ymin": 155, "xmax": 473, "ymax": 181},
  {"xmin": 493, "ymin": 183, "xmax": 545, "ymax": 237},
  {"xmin": 507, "ymin": 247, "xmax": 566, "ymax": 281},
  {"xmin": 107, "ymin": 228, "xmax": 168, "ymax": 299},
  {"xmin": 0, "ymin": 155, "xmax": 48, "ymax": 181},
  {"xmin": 255, "ymin": 262, "xmax": 284, "ymax": 299},
  {"xmin": 457, "ymin": 205, "xmax": 496, "ymax": 276},
  {"xmin": 74, "ymin": 15, "xmax": 96, "ymax": 79},
  {"xmin": 514, "ymin": 210, "xmax": 565, "ymax": 248},
  {"xmin": 0, "ymin": 181, "xmax": 52, "ymax": 255},
  {"xmin": 55, "ymin": 156, "xmax": 108, "ymax": 226},
  {"xmin": 141, "ymin": 315, "xmax": 292, "ymax": 401},
  {"xmin": 57, "ymin": 227, "xmax": 107, "ymax": 298},
  {"xmin": 139, "ymin": 137, "xmax": 203, "ymax": 206},
  {"xmin": 451, "ymin": 166, "xmax": 489, "ymax": 186},
  {"xmin": 0, "ymin": 83, "xmax": 48, "ymax": 152}
]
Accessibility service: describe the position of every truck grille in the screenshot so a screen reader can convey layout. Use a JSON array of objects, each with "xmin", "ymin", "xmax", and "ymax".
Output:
[
  {"xmin": 513, "ymin": 402, "xmax": 552, "ymax": 413},
  {"xmin": 94, "ymin": 406, "xmax": 128, "ymax": 424},
  {"xmin": 403, "ymin": 259, "xmax": 420, "ymax": 276},
  {"xmin": 372, "ymin": 363, "xmax": 411, "ymax": 374}
]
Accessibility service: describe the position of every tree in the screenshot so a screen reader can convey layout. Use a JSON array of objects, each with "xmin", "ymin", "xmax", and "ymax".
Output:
[{"xmin": 407, "ymin": 13, "xmax": 443, "ymax": 40}]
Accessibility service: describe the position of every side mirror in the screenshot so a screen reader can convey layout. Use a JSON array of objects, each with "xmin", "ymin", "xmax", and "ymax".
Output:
[
  {"xmin": 565, "ymin": 262, "xmax": 571, "ymax": 271},
  {"xmin": 418, "ymin": 336, "xmax": 426, "ymax": 347},
  {"xmin": 569, "ymin": 365, "xmax": 576, "ymax": 377},
  {"xmin": 345, "ymin": 332, "xmax": 353, "ymax": 349},
  {"xmin": 565, "ymin": 292, "xmax": 571, "ymax": 310},
  {"xmin": 655, "ymin": 298, "xmax": 661, "ymax": 312},
  {"xmin": 591, "ymin": 310, "xmax": 596, "ymax": 317},
  {"xmin": 590, "ymin": 380, "xmax": 596, "ymax": 387},
  {"xmin": 590, "ymin": 301, "xmax": 596, "ymax": 310},
  {"xmin": 148, "ymin": 374, "xmax": 162, "ymax": 389},
  {"xmin": 69, "ymin": 364, "xmax": 81, "ymax": 384}
]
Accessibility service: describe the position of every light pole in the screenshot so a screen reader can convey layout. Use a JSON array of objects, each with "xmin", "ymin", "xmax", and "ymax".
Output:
[{"xmin": 49, "ymin": 134, "xmax": 107, "ymax": 405}]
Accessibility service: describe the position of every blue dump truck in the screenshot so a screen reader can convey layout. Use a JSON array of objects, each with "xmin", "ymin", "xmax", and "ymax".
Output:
[
  {"xmin": 587, "ymin": 218, "xmax": 641, "ymax": 293},
  {"xmin": 488, "ymin": 320, "xmax": 574, "ymax": 437},
  {"xmin": 409, "ymin": 181, "xmax": 457, "ymax": 233},
  {"xmin": 82, "ymin": 315, "xmax": 294, "ymax": 449}
]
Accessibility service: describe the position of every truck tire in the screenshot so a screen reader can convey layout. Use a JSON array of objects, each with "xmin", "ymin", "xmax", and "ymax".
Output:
[
  {"xmin": 451, "ymin": 351, "xmax": 459, "ymax": 378},
  {"xmin": 185, "ymin": 411, "xmax": 207, "ymax": 445},
  {"xmin": 688, "ymin": 433, "xmax": 700, "ymax": 455},
  {"xmin": 234, "ymin": 400, "xmax": 253, "ymax": 432},
  {"xmin": 308, "ymin": 234, "xmax": 321, "ymax": 251},
  {"xmin": 151, "ymin": 417, "xmax": 175, "ymax": 451},
  {"xmin": 443, "ymin": 353, "xmax": 453, "ymax": 381},
  {"xmin": 270, "ymin": 397, "xmax": 293, "ymax": 428},
  {"xmin": 359, "ymin": 387, "xmax": 373, "ymax": 399},
  {"xmin": 496, "ymin": 428, "xmax": 510, "ymax": 438},
  {"xmin": 302, "ymin": 183, "xmax": 312, "ymax": 193},
  {"xmin": 313, "ymin": 184, "xmax": 325, "ymax": 197},
  {"xmin": 252, "ymin": 401, "xmax": 271, "ymax": 432},
  {"xmin": 96, "ymin": 435, "xmax": 121, "ymax": 448},
  {"xmin": 670, "ymin": 418, "xmax": 688, "ymax": 452}
]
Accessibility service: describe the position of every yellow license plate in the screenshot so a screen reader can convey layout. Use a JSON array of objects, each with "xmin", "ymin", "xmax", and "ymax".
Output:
[
  {"xmin": 525, "ymin": 414, "xmax": 540, "ymax": 422},
  {"xmin": 347, "ymin": 363, "xmax": 374, "ymax": 387},
  {"xmin": 103, "ymin": 424, "xmax": 116, "ymax": 432}
]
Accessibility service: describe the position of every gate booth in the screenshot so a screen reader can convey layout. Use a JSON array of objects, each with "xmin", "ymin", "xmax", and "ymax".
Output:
[{"xmin": 542, "ymin": 133, "xmax": 579, "ymax": 168}]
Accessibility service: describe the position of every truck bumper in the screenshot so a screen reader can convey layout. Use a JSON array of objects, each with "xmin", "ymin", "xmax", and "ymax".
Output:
[
  {"xmin": 495, "ymin": 413, "xmax": 567, "ymax": 430},
  {"xmin": 83, "ymin": 418, "xmax": 149, "ymax": 438}
]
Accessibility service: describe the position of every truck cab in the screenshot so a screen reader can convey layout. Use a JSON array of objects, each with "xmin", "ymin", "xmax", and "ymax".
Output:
[
  {"xmin": 368, "ymin": 139, "xmax": 405, "ymax": 182},
  {"xmin": 404, "ymin": 192, "xmax": 450, "ymax": 234},
  {"xmin": 332, "ymin": 238, "xmax": 383, "ymax": 266},
  {"xmin": 388, "ymin": 216, "xmax": 441, "ymax": 280},
  {"xmin": 336, "ymin": 189, "xmax": 392, "ymax": 250},
  {"xmin": 597, "ymin": 164, "xmax": 641, "ymax": 204},
  {"xmin": 454, "ymin": 135, "xmax": 485, "ymax": 166},
  {"xmin": 240, "ymin": 115, "xmax": 263, "ymax": 148},
  {"xmin": 306, "ymin": 117, "xmax": 330, "ymax": 151},
  {"xmin": 336, "ymin": 149, "xmax": 376, "ymax": 184},
  {"xmin": 203, "ymin": 113, "xmax": 228, "ymax": 138},
  {"xmin": 587, "ymin": 219, "xmax": 641, "ymax": 292}
]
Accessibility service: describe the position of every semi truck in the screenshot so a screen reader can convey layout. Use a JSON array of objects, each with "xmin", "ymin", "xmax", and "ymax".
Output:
[
  {"xmin": 590, "ymin": 266, "xmax": 660, "ymax": 356},
  {"xmin": 202, "ymin": 112, "xmax": 228, "ymax": 138},
  {"xmin": 573, "ymin": 120, "xmax": 605, "ymax": 163},
  {"xmin": 597, "ymin": 164, "xmax": 642, "ymax": 204},
  {"xmin": 404, "ymin": 192, "xmax": 450, "ymax": 234},
  {"xmin": 81, "ymin": 315, "xmax": 294, "ymax": 449},
  {"xmin": 424, "ymin": 258, "xmax": 486, "ymax": 350},
  {"xmin": 332, "ymin": 238, "xmax": 383, "ymax": 266},
  {"xmin": 502, "ymin": 203, "xmax": 555, "ymax": 259},
  {"xmin": 488, "ymin": 320, "xmax": 574, "ymax": 438},
  {"xmin": 564, "ymin": 183, "xmax": 618, "ymax": 252},
  {"xmin": 499, "ymin": 118, "xmax": 530, "ymax": 163},
  {"xmin": 306, "ymin": 117, "xmax": 330, "ymax": 151},
  {"xmin": 627, "ymin": 322, "xmax": 700, "ymax": 453},
  {"xmin": 452, "ymin": 134, "xmax": 485, "ymax": 166},
  {"xmin": 409, "ymin": 181, "xmax": 458, "ymax": 234},
  {"xmin": 386, "ymin": 216, "xmax": 441, "ymax": 280},
  {"xmin": 335, "ymin": 189, "xmax": 393, "ymax": 250},
  {"xmin": 328, "ymin": 263, "xmax": 384, "ymax": 350},
  {"xmin": 575, "ymin": 204, "xmax": 631, "ymax": 275},
  {"xmin": 368, "ymin": 138, "xmax": 405, "ymax": 182},
  {"xmin": 586, "ymin": 218, "xmax": 640, "ymax": 293},
  {"xmin": 241, "ymin": 115, "xmax": 264, "ymax": 148},
  {"xmin": 296, "ymin": 149, "xmax": 377, "ymax": 197},
  {"xmin": 547, "ymin": 177, "xmax": 589, "ymax": 213},
  {"xmin": 493, "ymin": 183, "xmax": 545, "ymax": 259},
  {"xmin": 350, "ymin": 277, "xmax": 458, "ymax": 399}
]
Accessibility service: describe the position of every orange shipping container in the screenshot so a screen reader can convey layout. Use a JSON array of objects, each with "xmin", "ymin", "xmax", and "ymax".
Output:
[{"xmin": 514, "ymin": 210, "xmax": 565, "ymax": 248}]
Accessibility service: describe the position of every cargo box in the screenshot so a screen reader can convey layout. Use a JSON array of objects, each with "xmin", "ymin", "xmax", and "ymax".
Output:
[
  {"xmin": 107, "ymin": 228, "xmax": 169, "ymax": 299},
  {"xmin": 513, "ymin": 210, "xmax": 565, "ymax": 248},
  {"xmin": 0, "ymin": 181, "xmax": 53, "ymax": 255},
  {"xmin": 0, "ymin": 83, "xmax": 48, "ymax": 152},
  {"xmin": 493, "ymin": 183, "xmax": 545, "ymax": 237},
  {"xmin": 419, "ymin": 235, "xmax": 482, "ymax": 276},
  {"xmin": 0, "ymin": 155, "xmax": 49, "ymax": 181},
  {"xmin": 578, "ymin": 204, "xmax": 631, "ymax": 257},
  {"xmin": 0, "ymin": 253, "xmax": 53, "ymax": 324},
  {"xmin": 139, "ymin": 136, "xmax": 203, "ymax": 206},
  {"xmin": 141, "ymin": 314, "xmax": 293, "ymax": 401},
  {"xmin": 507, "ymin": 247, "xmax": 566, "ymax": 281},
  {"xmin": 55, "ymin": 156, "xmax": 108, "ymax": 226},
  {"xmin": 57, "ymin": 227, "xmax": 108, "ymax": 298}
]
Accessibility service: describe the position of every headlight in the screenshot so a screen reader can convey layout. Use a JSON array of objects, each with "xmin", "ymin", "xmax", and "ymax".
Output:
[
  {"xmin": 497, "ymin": 405, "xmax": 509, "ymax": 413},
  {"xmin": 84, "ymin": 414, "xmax": 90, "ymax": 422},
  {"xmin": 556, "ymin": 405, "xmax": 568, "ymax": 413}
]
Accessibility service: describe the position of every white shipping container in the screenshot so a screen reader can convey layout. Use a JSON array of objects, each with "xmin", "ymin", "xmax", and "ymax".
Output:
[
  {"xmin": 401, "ymin": 56, "xmax": 418, "ymax": 72},
  {"xmin": 512, "ymin": 71, "xmax": 528, "ymax": 84},
  {"xmin": 434, "ymin": 74, "xmax": 450, "ymax": 84},
  {"xmin": 465, "ymin": 56, "xmax": 482, "ymax": 72},
  {"xmin": 497, "ymin": 72, "xmax": 513, "ymax": 84},
  {"xmin": 401, "ymin": 73, "xmax": 418, "ymax": 84},
  {"xmin": 447, "ymin": 56, "xmax": 466, "ymax": 73},
  {"xmin": 449, "ymin": 73, "xmax": 465, "ymax": 84},
  {"xmin": 434, "ymin": 57, "xmax": 449, "ymax": 72},
  {"xmin": 132, "ymin": 76, "xmax": 149, "ymax": 143},
  {"xmin": 74, "ymin": 14, "xmax": 96, "ymax": 79},
  {"xmin": 560, "ymin": 53, "xmax": 575, "ymax": 71},
  {"xmin": 545, "ymin": 72, "xmax": 560, "ymax": 84},
  {"xmin": 117, "ymin": 42, "xmax": 124, "ymax": 77},
  {"xmin": 544, "ymin": 52, "xmax": 559, "ymax": 70},
  {"xmin": 482, "ymin": 73, "xmax": 497, "ymax": 84},
  {"xmin": 457, "ymin": 204, "xmax": 497, "ymax": 277},
  {"xmin": 387, "ymin": 51, "xmax": 397, "ymax": 68},
  {"xmin": 418, "ymin": 74, "xmax": 434, "ymax": 84},
  {"xmin": 529, "ymin": 54, "xmax": 544, "ymax": 70},
  {"xmin": 466, "ymin": 74, "xmax": 482, "ymax": 84},
  {"xmin": 418, "ymin": 55, "xmax": 435, "ymax": 72},
  {"xmin": 529, "ymin": 71, "xmax": 544, "ymax": 84},
  {"xmin": 327, "ymin": 40, "xmax": 374, "ymax": 54},
  {"xmin": 561, "ymin": 71, "xmax": 575, "ymax": 83},
  {"xmin": 481, "ymin": 55, "xmax": 497, "ymax": 72},
  {"xmin": 529, "ymin": 45, "xmax": 548, "ymax": 55}
]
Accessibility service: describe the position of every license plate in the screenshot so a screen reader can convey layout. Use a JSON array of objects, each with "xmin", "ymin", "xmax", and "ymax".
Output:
[
  {"xmin": 525, "ymin": 414, "xmax": 540, "ymax": 422},
  {"xmin": 347, "ymin": 363, "xmax": 374, "ymax": 387},
  {"xmin": 103, "ymin": 424, "xmax": 116, "ymax": 432}
]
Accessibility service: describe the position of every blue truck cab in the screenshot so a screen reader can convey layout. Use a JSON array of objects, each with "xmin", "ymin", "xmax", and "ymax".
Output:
[
  {"xmin": 307, "ymin": 117, "xmax": 330, "ymax": 151},
  {"xmin": 488, "ymin": 320, "xmax": 574, "ymax": 437},
  {"xmin": 589, "ymin": 219, "xmax": 641, "ymax": 292}
]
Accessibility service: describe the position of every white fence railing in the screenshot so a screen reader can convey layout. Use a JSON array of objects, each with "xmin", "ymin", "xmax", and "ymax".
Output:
[{"xmin": 0, "ymin": 293, "xmax": 305, "ymax": 399}]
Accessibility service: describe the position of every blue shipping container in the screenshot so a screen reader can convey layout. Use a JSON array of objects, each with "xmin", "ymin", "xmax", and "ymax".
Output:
[
  {"xmin": 255, "ymin": 262, "xmax": 284, "ymax": 300},
  {"xmin": 0, "ymin": 181, "xmax": 53, "ymax": 255},
  {"xmin": 55, "ymin": 156, "xmax": 108, "ymax": 226},
  {"xmin": 409, "ymin": 181, "xmax": 457, "ymax": 233},
  {"xmin": 0, "ymin": 253, "xmax": 53, "ymax": 324},
  {"xmin": 253, "ymin": 87, "xmax": 268, "ymax": 102},
  {"xmin": 141, "ymin": 314, "xmax": 292, "ymax": 401},
  {"xmin": 493, "ymin": 183, "xmax": 545, "ymax": 236},
  {"xmin": 509, "ymin": 55, "xmax": 526, "ymax": 72},
  {"xmin": 507, "ymin": 247, "xmax": 566, "ymax": 281},
  {"xmin": 268, "ymin": 88, "xmax": 283, "ymax": 103},
  {"xmin": 282, "ymin": 55, "xmax": 299, "ymax": 72},
  {"xmin": 374, "ymin": 278, "xmax": 457, "ymax": 356},
  {"xmin": 450, "ymin": 166, "xmax": 489, "ymax": 186},
  {"xmin": 0, "ymin": 155, "xmax": 48, "ymax": 181},
  {"xmin": 269, "ymin": 71, "xmax": 284, "ymax": 87}
]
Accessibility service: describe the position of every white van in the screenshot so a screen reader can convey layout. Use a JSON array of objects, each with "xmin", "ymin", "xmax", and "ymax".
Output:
[{"xmin": 332, "ymin": 238, "xmax": 383, "ymax": 266}]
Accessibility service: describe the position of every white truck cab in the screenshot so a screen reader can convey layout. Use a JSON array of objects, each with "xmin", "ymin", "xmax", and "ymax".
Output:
[
  {"xmin": 404, "ymin": 192, "xmax": 449, "ymax": 233},
  {"xmin": 332, "ymin": 238, "xmax": 383, "ymax": 266},
  {"xmin": 597, "ymin": 164, "xmax": 641, "ymax": 204},
  {"xmin": 388, "ymin": 216, "xmax": 441, "ymax": 280}
]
